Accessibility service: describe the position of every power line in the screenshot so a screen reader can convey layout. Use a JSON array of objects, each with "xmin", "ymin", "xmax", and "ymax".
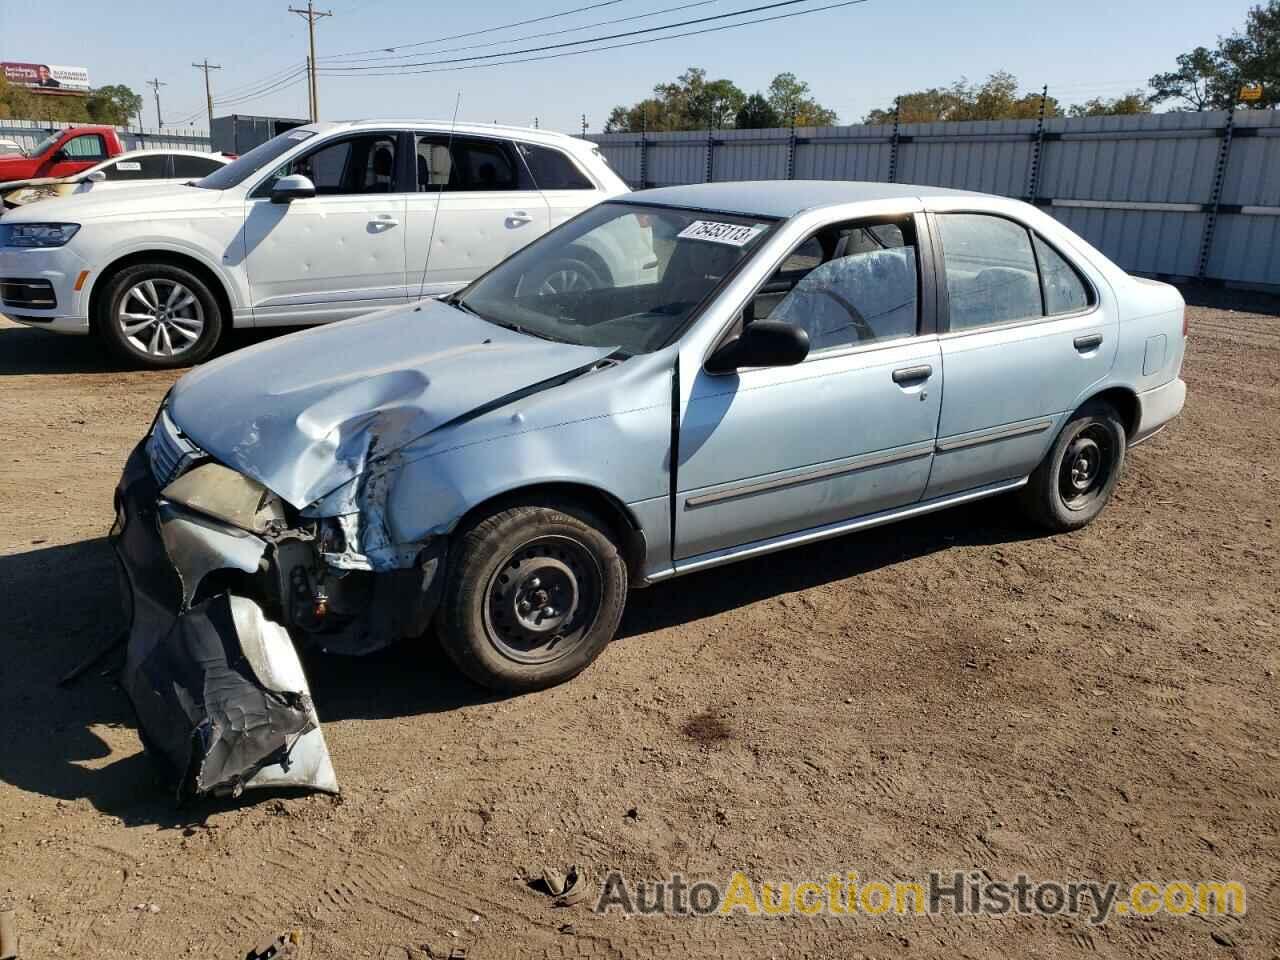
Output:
[
  {"xmin": 217, "ymin": 65, "xmax": 310, "ymax": 105},
  {"xmin": 320, "ymin": 0, "xmax": 863, "ymax": 73},
  {"xmin": 215, "ymin": 69, "xmax": 310, "ymax": 109},
  {"xmin": 216, "ymin": 60, "xmax": 308, "ymax": 98},
  {"xmin": 322, "ymin": 0, "xmax": 628, "ymax": 59},
  {"xmin": 319, "ymin": 0, "xmax": 867, "ymax": 78},
  {"xmin": 324, "ymin": 0, "xmax": 721, "ymax": 64}
]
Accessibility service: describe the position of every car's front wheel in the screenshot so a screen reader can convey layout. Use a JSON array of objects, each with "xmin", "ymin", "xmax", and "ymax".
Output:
[
  {"xmin": 437, "ymin": 501, "xmax": 628, "ymax": 692},
  {"xmin": 1018, "ymin": 399, "xmax": 1126, "ymax": 532},
  {"xmin": 97, "ymin": 263, "xmax": 223, "ymax": 369}
]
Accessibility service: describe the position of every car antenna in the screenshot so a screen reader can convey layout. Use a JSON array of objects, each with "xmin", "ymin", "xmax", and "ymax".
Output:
[{"xmin": 416, "ymin": 91, "xmax": 461, "ymax": 307}]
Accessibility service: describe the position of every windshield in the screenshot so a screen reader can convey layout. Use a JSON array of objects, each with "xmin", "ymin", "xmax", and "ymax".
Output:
[
  {"xmin": 29, "ymin": 133, "xmax": 60, "ymax": 157},
  {"xmin": 457, "ymin": 202, "xmax": 774, "ymax": 355},
  {"xmin": 193, "ymin": 128, "xmax": 316, "ymax": 190}
]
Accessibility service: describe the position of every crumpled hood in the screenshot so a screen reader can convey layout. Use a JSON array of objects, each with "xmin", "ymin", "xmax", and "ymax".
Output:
[{"xmin": 168, "ymin": 300, "xmax": 616, "ymax": 508}]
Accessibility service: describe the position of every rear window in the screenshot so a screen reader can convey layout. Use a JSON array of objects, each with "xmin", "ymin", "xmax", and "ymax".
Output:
[
  {"xmin": 173, "ymin": 155, "xmax": 224, "ymax": 179},
  {"xmin": 518, "ymin": 143, "xmax": 594, "ymax": 190}
]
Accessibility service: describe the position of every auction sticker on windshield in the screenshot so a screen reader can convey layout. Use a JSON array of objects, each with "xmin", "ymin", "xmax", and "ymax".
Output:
[{"xmin": 677, "ymin": 220, "xmax": 763, "ymax": 246}]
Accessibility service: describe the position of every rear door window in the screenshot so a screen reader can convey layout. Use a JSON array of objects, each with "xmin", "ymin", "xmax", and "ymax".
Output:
[
  {"xmin": 414, "ymin": 135, "xmax": 532, "ymax": 192},
  {"xmin": 1033, "ymin": 234, "xmax": 1092, "ymax": 316},
  {"xmin": 937, "ymin": 213, "xmax": 1043, "ymax": 330}
]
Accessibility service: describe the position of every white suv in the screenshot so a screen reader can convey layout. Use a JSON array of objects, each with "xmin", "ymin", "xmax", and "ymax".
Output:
[{"xmin": 0, "ymin": 120, "xmax": 627, "ymax": 368}]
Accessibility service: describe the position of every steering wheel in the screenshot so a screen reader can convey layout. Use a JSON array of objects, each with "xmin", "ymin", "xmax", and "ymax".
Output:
[{"xmin": 814, "ymin": 286, "xmax": 876, "ymax": 341}]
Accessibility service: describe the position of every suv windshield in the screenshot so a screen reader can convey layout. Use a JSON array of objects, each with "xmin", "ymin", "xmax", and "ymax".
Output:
[
  {"xmin": 456, "ymin": 202, "xmax": 774, "ymax": 355},
  {"xmin": 193, "ymin": 129, "xmax": 316, "ymax": 190}
]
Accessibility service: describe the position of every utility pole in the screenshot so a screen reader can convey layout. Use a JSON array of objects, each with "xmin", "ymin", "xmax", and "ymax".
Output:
[
  {"xmin": 289, "ymin": 2, "xmax": 333, "ymax": 122},
  {"xmin": 305, "ymin": 56, "xmax": 315, "ymax": 121},
  {"xmin": 192, "ymin": 59, "xmax": 222, "ymax": 133},
  {"xmin": 146, "ymin": 77, "xmax": 167, "ymax": 129}
]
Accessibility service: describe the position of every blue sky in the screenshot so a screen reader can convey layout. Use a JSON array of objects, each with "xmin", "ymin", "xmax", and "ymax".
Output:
[{"xmin": 0, "ymin": 0, "xmax": 1256, "ymax": 134}]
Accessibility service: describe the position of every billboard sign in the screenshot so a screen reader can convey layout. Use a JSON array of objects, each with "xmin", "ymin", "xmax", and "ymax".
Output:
[{"xmin": 1, "ymin": 62, "xmax": 90, "ymax": 92}]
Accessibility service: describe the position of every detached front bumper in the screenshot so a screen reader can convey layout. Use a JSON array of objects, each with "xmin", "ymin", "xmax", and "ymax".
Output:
[{"xmin": 111, "ymin": 440, "xmax": 338, "ymax": 799}]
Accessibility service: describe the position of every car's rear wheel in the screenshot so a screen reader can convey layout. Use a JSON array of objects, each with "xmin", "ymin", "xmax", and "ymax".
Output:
[
  {"xmin": 97, "ymin": 263, "xmax": 223, "ymax": 369},
  {"xmin": 437, "ymin": 501, "xmax": 628, "ymax": 692},
  {"xmin": 1018, "ymin": 400, "xmax": 1126, "ymax": 532}
]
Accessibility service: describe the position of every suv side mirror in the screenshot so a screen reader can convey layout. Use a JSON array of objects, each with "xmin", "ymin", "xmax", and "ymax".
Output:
[
  {"xmin": 706, "ymin": 319, "xmax": 810, "ymax": 374},
  {"xmin": 87, "ymin": 170, "xmax": 107, "ymax": 182},
  {"xmin": 271, "ymin": 173, "xmax": 316, "ymax": 204}
]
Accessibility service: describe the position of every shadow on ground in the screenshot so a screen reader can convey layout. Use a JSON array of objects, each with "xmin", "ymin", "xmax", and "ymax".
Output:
[
  {"xmin": 1175, "ymin": 281, "xmax": 1280, "ymax": 317},
  {"xmin": 0, "ymin": 497, "xmax": 1037, "ymax": 823},
  {"xmin": 0, "ymin": 322, "xmax": 297, "ymax": 376}
]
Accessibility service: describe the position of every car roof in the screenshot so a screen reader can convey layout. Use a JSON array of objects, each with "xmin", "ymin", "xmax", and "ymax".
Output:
[
  {"xmin": 304, "ymin": 119, "xmax": 595, "ymax": 152},
  {"xmin": 611, "ymin": 180, "xmax": 987, "ymax": 219},
  {"xmin": 100, "ymin": 148, "xmax": 227, "ymax": 160}
]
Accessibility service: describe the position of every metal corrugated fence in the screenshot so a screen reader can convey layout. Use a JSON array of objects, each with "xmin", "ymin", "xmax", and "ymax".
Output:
[
  {"xmin": 590, "ymin": 110, "xmax": 1280, "ymax": 288},
  {"xmin": 0, "ymin": 119, "xmax": 212, "ymax": 153}
]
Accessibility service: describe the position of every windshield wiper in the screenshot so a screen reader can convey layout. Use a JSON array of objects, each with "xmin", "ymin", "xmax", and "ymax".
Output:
[{"xmin": 445, "ymin": 296, "xmax": 567, "ymax": 344}]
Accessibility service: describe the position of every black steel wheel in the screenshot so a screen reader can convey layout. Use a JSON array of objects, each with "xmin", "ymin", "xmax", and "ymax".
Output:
[
  {"xmin": 437, "ymin": 501, "xmax": 628, "ymax": 692},
  {"xmin": 483, "ymin": 535, "xmax": 604, "ymax": 666},
  {"xmin": 1018, "ymin": 399, "xmax": 1127, "ymax": 532}
]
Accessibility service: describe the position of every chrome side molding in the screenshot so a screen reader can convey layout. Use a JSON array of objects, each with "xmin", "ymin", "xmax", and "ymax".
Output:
[
  {"xmin": 683, "ymin": 441, "xmax": 937, "ymax": 509},
  {"xmin": 669, "ymin": 477, "xmax": 1028, "ymax": 578},
  {"xmin": 935, "ymin": 418, "xmax": 1054, "ymax": 453}
]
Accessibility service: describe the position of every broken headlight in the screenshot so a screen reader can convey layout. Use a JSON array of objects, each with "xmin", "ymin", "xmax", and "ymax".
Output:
[
  {"xmin": 146, "ymin": 408, "xmax": 203, "ymax": 487},
  {"xmin": 161, "ymin": 462, "xmax": 287, "ymax": 534}
]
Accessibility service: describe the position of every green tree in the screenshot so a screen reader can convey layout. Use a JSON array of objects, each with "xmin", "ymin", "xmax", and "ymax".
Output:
[
  {"xmin": 1148, "ymin": 47, "xmax": 1238, "ymax": 110},
  {"xmin": 863, "ymin": 73, "xmax": 1061, "ymax": 124},
  {"xmin": 86, "ymin": 84, "xmax": 143, "ymax": 125},
  {"xmin": 605, "ymin": 67, "xmax": 745, "ymax": 132},
  {"xmin": 735, "ymin": 93, "xmax": 781, "ymax": 129},
  {"xmin": 1068, "ymin": 91, "xmax": 1152, "ymax": 117},
  {"xmin": 1150, "ymin": 2, "xmax": 1280, "ymax": 110},
  {"xmin": 765, "ymin": 72, "xmax": 838, "ymax": 125},
  {"xmin": 604, "ymin": 68, "xmax": 836, "ymax": 132},
  {"xmin": 1219, "ymin": 0, "xmax": 1280, "ymax": 107}
]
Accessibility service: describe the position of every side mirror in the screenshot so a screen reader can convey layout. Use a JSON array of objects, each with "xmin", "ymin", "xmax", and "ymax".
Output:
[
  {"xmin": 52, "ymin": 149, "xmax": 66, "ymax": 162},
  {"xmin": 706, "ymin": 319, "xmax": 810, "ymax": 374},
  {"xmin": 270, "ymin": 173, "xmax": 316, "ymax": 204},
  {"xmin": 87, "ymin": 170, "xmax": 107, "ymax": 182}
]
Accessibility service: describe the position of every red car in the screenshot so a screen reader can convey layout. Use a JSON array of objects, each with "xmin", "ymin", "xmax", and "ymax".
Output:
[{"xmin": 0, "ymin": 125, "xmax": 126, "ymax": 185}]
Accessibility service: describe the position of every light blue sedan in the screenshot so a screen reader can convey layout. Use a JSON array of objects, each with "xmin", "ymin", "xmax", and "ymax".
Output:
[{"xmin": 115, "ymin": 181, "xmax": 1185, "ymax": 796}]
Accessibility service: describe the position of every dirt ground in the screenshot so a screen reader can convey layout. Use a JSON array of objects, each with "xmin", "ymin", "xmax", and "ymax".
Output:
[{"xmin": 0, "ymin": 290, "xmax": 1277, "ymax": 960}]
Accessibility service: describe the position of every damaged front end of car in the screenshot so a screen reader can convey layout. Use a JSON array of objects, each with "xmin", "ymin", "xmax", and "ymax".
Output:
[{"xmin": 112, "ymin": 406, "xmax": 445, "ymax": 801}]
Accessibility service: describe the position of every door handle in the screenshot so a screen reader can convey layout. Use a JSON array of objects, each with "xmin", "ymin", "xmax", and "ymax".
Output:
[
  {"xmin": 370, "ymin": 214, "xmax": 399, "ymax": 227},
  {"xmin": 892, "ymin": 364, "xmax": 933, "ymax": 384},
  {"xmin": 1074, "ymin": 333, "xmax": 1103, "ymax": 352},
  {"xmin": 508, "ymin": 211, "xmax": 533, "ymax": 225}
]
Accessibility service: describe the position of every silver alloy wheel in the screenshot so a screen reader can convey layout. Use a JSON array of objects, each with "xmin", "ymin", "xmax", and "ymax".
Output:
[
  {"xmin": 537, "ymin": 265, "xmax": 594, "ymax": 296},
  {"xmin": 117, "ymin": 278, "xmax": 205, "ymax": 358}
]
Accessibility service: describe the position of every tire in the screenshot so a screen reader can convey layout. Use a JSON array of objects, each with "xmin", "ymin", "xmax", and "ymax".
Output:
[
  {"xmin": 437, "ymin": 501, "xmax": 628, "ymax": 692},
  {"xmin": 1018, "ymin": 399, "xmax": 1127, "ymax": 532},
  {"xmin": 524, "ymin": 251, "xmax": 607, "ymax": 297},
  {"xmin": 97, "ymin": 263, "xmax": 223, "ymax": 369}
]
